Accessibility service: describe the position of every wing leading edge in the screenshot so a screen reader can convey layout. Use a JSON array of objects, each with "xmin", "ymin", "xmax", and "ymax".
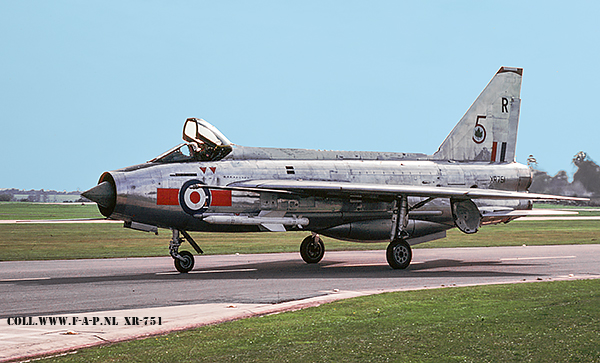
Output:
[{"xmin": 225, "ymin": 179, "xmax": 588, "ymax": 202}]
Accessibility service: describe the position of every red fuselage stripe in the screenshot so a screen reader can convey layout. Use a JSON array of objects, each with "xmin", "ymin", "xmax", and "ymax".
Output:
[
  {"xmin": 157, "ymin": 188, "xmax": 180, "ymax": 205},
  {"xmin": 210, "ymin": 190, "xmax": 232, "ymax": 206}
]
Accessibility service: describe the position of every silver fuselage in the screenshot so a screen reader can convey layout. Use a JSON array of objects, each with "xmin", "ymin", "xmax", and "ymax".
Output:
[{"xmin": 98, "ymin": 145, "xmax": 532, "ymax": 243}]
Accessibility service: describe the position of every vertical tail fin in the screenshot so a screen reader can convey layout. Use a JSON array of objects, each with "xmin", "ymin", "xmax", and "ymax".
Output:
[{"xmin": 433, "ymin": 67, "xmax": 523, "ymax": 162}]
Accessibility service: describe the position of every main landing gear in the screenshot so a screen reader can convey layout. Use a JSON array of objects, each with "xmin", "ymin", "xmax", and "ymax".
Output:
[
  {"xmin": 387, "ymin": 195, "xmax": 413, "ymax": 269},
  {"xmin": 300, "ymin": 233, "xmax": 325, "ymax": 264},
  {"xmin": 298, "ymin": 233, "xmax": 412, "ymax": 269},
  {"xmin": 169, "ymin": 229, "xmax": 204, "ymax": 273},
  {"xmin": 298, "ymin": 196, "xmax": 415, "ymax": 269},
  {"xmin": 298, "ymin": 196, "xmax": 419, "ymax": 269},
  {"xmin": 386, "ymin": 239, "xmax": 412, "ymax": 269}
]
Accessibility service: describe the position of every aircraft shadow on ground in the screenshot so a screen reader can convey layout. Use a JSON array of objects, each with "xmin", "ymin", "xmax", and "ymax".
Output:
[
  {"xmin": 0, "ymin": 257, "xmax": 549, "ymax": 318},
  {"xmin": 2, "ymin": 258, "xmax": 541, "ymax": 288}
]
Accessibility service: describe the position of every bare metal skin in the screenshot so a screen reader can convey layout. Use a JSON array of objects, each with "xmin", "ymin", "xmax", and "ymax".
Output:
[{"xmin": 82, "ymin": 67, "xmax": 585, "ymax": 272}]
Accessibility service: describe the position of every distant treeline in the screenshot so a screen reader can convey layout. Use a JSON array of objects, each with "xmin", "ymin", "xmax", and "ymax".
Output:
[{"xmin": 529, "ymin": 151, "xmax": 600, "ymax": 205}]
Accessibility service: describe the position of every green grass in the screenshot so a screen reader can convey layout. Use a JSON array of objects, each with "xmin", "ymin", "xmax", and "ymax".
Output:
[
  {"xmin": 0, "ymin": 224, "xmax": 389, "ymax": 261},
  {"xmin": 572, "ymin": 211, "xmax": 600, "ymax": 216},
  {"xmin": 0, "ymin": 202, "xmax": 103, "ymax": 220},
  {"xmin": 2, "ymin": 220, "xmax": 600, "ymax": 261},
  {"xmin": 1, "ymin": 203, "xmax": 600, "ymax": 261},
  {"xmin": 532, "ymin": 203, "xmax": 595, "ymax": 209},
  {"xmin": 43, "ymin": 279, "xmax": 600, "ymax": 363},
  {"xmin": 427, "ymin": 220, "xmax": 600, "ymax": 248},
  {"xmin": 532, "ymin": 203, "xmax": 600, "ymax": 216}
]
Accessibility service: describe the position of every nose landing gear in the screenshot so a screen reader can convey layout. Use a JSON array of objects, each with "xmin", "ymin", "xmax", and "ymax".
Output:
[
  {"xmin": 169, "ymin": 229, "xmax": 204, "ymax": 273},
  {"xmin": 174, "ymin": 250, "xmax": 195, "ymax": 273}
]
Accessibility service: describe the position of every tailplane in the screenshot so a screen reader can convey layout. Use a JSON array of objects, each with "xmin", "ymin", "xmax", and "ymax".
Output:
[{"xmin": 433, "ymin": 67, "xmax": 523, "ymax": 162}]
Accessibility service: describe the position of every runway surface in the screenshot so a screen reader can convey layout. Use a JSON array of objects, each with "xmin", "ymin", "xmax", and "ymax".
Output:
[{"xmin": 2, "ymin": 245, "xmax": 600, "ymax": 318}]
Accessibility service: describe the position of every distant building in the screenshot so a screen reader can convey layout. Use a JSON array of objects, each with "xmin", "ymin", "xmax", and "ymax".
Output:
[{"xmin": 0, "ymin": 189, "xmax": 83, "ymax": 203}]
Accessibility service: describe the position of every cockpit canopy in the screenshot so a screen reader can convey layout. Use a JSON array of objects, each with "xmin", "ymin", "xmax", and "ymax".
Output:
[
  {"xmin": 183, "ymin": 117, "xmax": 231, "ymax": 147},
  {"xmin": 150, "ymin": 118, "xmax": 233, "ymax": 163}
]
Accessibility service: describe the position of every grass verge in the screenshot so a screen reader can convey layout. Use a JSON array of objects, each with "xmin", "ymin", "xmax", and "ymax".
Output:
[
  {"xmin": 1, "ymin": 203, "xmax": 599, "ymax": 261},
  {"xmin": 1, "ymin": 220, "xmax": 600, "ymax": 261},
  {"xmin": 43, "ymin": 279, "xmax": 600, "ymax": 363},
  {"xmin": 0, "ymin": 202, "xmax": 103, "ymax": 220}
]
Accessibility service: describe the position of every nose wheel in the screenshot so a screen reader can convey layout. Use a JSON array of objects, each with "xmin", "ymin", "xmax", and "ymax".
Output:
[
  {"xmin": 174, "ymin": 250, "xmax": 195, "ymax": 273},
  {"xmin": 300, "ymin": 234, "xmax": 325, "ymax": 264}
]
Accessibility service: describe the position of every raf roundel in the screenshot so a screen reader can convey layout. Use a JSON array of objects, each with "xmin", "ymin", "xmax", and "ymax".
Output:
[{"xmin": 179, "ymin": 180, "xmax": 211, "ymax": 215}]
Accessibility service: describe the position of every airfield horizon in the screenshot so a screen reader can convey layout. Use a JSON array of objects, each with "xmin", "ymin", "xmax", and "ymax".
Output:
[{"xmin": 1, "ymin": 202, "xmax": 600, "ymax": 262}]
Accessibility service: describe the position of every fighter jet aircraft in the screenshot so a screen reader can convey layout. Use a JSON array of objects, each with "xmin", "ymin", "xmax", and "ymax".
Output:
[{"xmin": 82, "ymin": 67, "xmax": 586, "ymax": 272}]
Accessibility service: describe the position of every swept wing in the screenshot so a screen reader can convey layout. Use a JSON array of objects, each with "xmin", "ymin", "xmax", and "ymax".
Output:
[{"xmin": 226, "ymin": 179, "xmax": 588, "ymax": 202}]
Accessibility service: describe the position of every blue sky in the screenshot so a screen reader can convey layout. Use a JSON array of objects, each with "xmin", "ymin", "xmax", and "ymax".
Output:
[{"xmin": 1, "ymin": 1, "xmax": 599, "ymax": 191}]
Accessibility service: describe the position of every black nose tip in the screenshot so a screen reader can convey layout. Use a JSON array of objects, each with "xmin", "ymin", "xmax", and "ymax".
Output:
[{"xmin": 82, "ymin": 181, "xmax": 115, "ymax": 210}]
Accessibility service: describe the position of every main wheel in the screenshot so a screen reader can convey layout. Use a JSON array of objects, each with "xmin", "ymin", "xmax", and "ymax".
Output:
[
  {"xmin": 300, "ymin": 235, "xmax": 325, "ymax": 264},
  {"xmin": 386, "ymin": 239, "xmax": 412, "ymax": 269},
  {"xmin": 174, "ymin": 250, "xmax": 195, "ymax": 273}
]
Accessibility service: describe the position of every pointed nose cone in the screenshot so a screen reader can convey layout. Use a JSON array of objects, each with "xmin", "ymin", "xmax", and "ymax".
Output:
[{"xmin": 82, "ymin": 181, "xmax": 115, "ymax": 210}]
